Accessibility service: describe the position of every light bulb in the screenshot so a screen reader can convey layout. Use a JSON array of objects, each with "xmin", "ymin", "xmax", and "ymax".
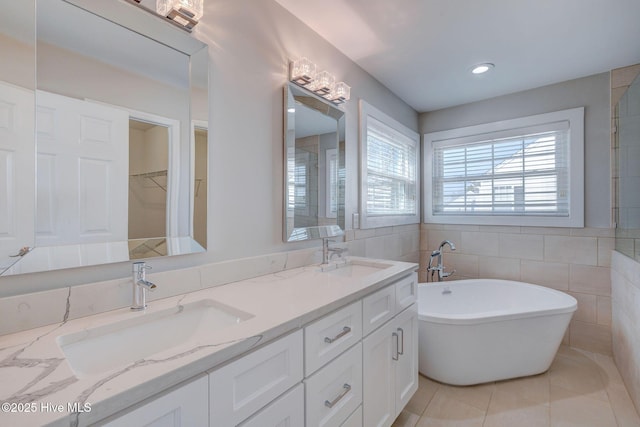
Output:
[{"xmin": 471, "ymin": 63, "xmax": 494, "ymax": 74}]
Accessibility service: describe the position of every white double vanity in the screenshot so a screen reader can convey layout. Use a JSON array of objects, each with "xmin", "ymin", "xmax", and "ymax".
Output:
[{"xmin": 0, "ymin": 257, "xmax": 418, "ymax": 426}]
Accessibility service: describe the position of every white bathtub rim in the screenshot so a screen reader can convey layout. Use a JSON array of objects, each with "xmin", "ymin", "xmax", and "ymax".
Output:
[
  {"xmin": 417, "ymin": 279, "xmax": 577, "ymax": 325},
  {"xmin": 418, "ymin": 307, "xmax": 575, "ymax": 325}
]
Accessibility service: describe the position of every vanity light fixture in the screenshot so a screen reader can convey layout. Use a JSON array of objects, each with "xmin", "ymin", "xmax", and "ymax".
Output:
[
  {"xmin": 156, "ymin": 0, "xmax": 203, "ymax": 30},
  {"xmin": 289, "ymin": 58, "xmax": 351, "ymax": 104},
  {"xmin": 471, "ymin": 63, "xmax": 494, "ymax": 74}
]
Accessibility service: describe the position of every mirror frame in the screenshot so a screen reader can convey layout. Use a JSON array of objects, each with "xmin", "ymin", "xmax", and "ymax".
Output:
[
  {"xmin": 1, "ymin": 0, "xmax": 208, "ymax": 276},
  {"xmin": 283, "ymin": 82, "xmax": 345, "ymax": 242}
]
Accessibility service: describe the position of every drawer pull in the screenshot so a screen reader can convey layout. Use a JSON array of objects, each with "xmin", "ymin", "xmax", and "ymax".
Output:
[
  {"xmin": 397, "ymin": 327, "xmax": 404, "ymax": 355},
  {"xmin": 324, "ymin": 326, "xmax": 351, "ymax": 344},
  {"xmin": 324, "ymin": 383, "xmax": 351, "ymax": 408}
]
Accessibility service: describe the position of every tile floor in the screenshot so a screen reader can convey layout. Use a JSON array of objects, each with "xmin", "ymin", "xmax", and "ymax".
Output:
[{"xmin": 393, "ymin": 346, "xmax": 640, "ymax": 427}]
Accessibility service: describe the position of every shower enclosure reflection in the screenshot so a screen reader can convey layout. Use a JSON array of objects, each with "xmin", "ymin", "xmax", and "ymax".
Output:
[{"xmin": 615, "ymin": 72, "xmax": 640, "ymax": 260}]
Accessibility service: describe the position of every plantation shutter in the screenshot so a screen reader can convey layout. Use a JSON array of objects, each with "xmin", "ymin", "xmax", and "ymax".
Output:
[
  {"xmin": 432, "ymin": 122, "xmax": 570, "ymax": 216},
  {"xmin": 366, "ymin": 116, "xmax": 418, "ymax": 216}
]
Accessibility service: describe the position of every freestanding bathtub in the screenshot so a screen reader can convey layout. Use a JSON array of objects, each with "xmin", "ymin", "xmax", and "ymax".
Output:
[{"xmin": 417, "ymin": 279, "xmax": 577, "ymax": 386}]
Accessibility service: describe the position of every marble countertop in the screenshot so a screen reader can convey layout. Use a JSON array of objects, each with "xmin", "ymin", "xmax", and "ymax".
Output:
[{"xmin": 0, "ymin": 257, "xmax": 417, "ymax": 427}]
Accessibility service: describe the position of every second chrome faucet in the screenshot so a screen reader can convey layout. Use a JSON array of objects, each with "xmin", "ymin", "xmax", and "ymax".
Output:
[
  {"xmin": 321, "ymin": 238, "xmax": 347, "ymax": 264},
  {"xmin": 131, "ymin": 261, "xmax": 156, "ymax": 311}
]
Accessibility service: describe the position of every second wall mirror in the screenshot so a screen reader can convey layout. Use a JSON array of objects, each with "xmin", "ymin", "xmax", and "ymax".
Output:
[{"xmin": 284, "ymin": 83, "xmax": 345, "ymax": 242}]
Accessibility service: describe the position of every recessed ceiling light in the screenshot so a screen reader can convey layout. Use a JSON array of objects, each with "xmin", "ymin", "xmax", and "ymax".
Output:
[
  {"xmin": 287, "ymin": 108, "xmax": 296, "ymax": 113},
  {"xmin": 471, "ymin": 63, "xmax": 494, "ymax": 74}
]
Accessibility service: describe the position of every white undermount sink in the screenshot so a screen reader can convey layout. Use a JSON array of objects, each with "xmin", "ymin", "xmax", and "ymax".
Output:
[
  {"xmin": 323, "ymin": 259, "xmax": 392, "ymax": 278},
  {"xmin": 57, "ymin": 299, "xmax": 253, "ymax": 378}
]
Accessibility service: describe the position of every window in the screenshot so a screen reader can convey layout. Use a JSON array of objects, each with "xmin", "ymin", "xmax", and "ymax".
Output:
[
  {"xmin": 424, "ymin": 107, "xmax": 584, "ymax": 227},
  {"xmin": 326, "ymin": 148, "xmax": 338, "ymax": 218},
  {"xmin": 287, "ymin": 150, "xmax": 310, "ymax": 215},
  {"xmin": 360, "ymin": 101, "xmax": 420, "ymax": 228}
]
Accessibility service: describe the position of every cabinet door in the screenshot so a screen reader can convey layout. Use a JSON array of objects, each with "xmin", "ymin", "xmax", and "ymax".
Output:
[
  {"xmin": 101, "ymin": 375, "xmax": 208, "ymax": 427},
  {"xmin": 362, "ymin": 321, "xmax": 395, "ymax": 427},
  {"xmin": 394, "ymin": 304, "xmax": 418, "ymax": 415}
]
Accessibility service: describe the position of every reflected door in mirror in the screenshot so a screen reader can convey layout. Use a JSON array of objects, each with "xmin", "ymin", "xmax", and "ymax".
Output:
[
  {"xmin": 0, "ymin": 83, "xmax": 35, "ymax": 266},
  {"xmin": 36, "ymin": 91, "xmax": 129, "ymax": 246}
]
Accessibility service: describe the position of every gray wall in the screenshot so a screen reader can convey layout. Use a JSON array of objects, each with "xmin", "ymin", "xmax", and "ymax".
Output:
[
  {"xmin": 0, "ymin": 0, "xmax": 418, "ymax": 295},
  {"xmin": 420, "ymin": 72, "xmax": 611, "ymax": 228}
]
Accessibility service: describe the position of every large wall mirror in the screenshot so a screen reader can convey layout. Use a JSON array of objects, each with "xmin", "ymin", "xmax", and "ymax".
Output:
[
  {"xmin": 284, "ymin": 83, "xmax": 345, "ymax": 242},
  {"xmin": 0, "ymin": 0, "xmax": 208, "ymax": 276}
]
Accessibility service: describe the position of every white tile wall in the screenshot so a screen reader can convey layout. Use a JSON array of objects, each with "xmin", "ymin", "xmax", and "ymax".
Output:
[{"xmin": 611, "ymin": 250, "xmax": 640, "ymax": 414}]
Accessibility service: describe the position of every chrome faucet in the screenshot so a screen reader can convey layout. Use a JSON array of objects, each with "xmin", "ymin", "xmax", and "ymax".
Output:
[
  {"xmin": 131, "ymin": 261, "xmax": 156, "ymax": 311},
  {"xmin": 427, "ymin": 240, "xmax": 456, "ymax": 281},
  {"xmin": 322, "ymin": 238, "xmax": 346, "ymax": 264}
]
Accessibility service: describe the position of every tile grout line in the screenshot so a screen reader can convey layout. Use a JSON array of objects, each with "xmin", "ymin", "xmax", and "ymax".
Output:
[{"xmin": 481, "ymin": 386, "xmax": 495, "ymax": 427}]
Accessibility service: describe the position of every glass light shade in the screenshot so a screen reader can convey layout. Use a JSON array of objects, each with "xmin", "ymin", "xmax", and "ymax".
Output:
[
  {"xmin": 157, "ymin": 0, "xmax": 203, "ymax": 28},
  {"xmin": 290, "ymin": 57, "xmax": 316, "ymax": 85},
  {"xmin": 327, "ymin": 82, "xmax": 351, "ymax": 103},
  {"xmin": 308, "ymin": 71, "xmax": 335, "ymax": 95}
]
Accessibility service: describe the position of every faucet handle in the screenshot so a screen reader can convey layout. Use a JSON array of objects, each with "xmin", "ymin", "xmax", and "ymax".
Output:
[
  {"xmin": 133, "ymin": 261, "xmax": 152, "ymax": 270},
  {"xmin": 441, "ymin": 268, "xmax": 456, "ymax": 279}
]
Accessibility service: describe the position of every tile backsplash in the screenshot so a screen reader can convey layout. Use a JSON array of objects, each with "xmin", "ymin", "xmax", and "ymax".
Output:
[{"xmin": 0, "ymin": 248, "xmax": 316, "ymax": 337}]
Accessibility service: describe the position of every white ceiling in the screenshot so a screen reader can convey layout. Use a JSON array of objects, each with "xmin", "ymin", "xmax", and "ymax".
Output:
[{"xmin": 274, "ymin": 0, "xmax": 640, "ymax": 112}]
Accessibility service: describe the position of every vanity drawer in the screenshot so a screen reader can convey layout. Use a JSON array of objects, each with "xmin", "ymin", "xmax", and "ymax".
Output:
[
  {"xmin": 362, "ymin": 284, "xmax": 395, "ymax": 336},
  {"xmin": 238, "ymin": 383, "xmax": 304, "ymax": 427},
  {"xmin": 304, "ymin": 301, "xmax": 362, "ymax": 376},
  {"xmin": 209, "ymin": 330, "xmax": 303, "ymax": 427},
  {"xmin": 305, "ymin": 342, "xmax": 363, "ymax": 427},
  {"xmin": 395, "ymin": 273, "xmax": 417, "ymax": 314}
]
